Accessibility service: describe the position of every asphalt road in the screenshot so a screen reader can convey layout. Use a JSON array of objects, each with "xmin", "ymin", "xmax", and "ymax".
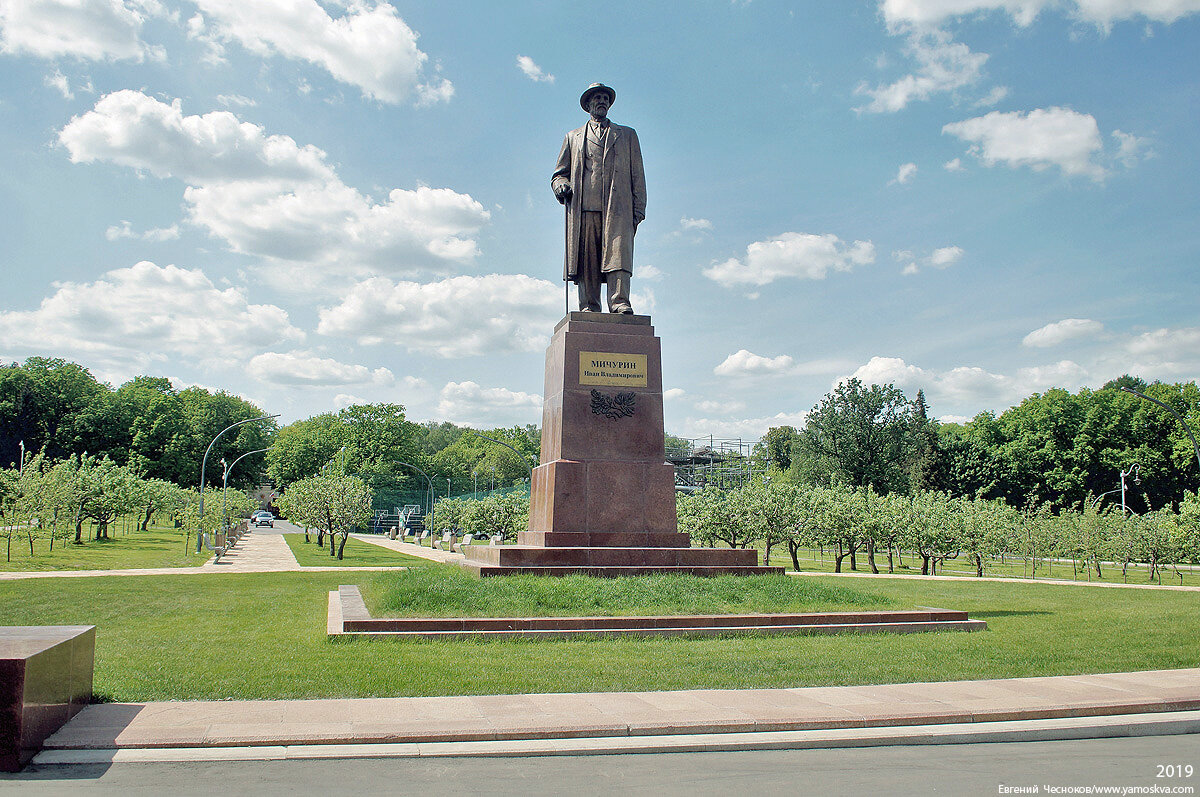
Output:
[{"xmin": 4, "ymin": 734, "xmax": 1197, "ymax": 796}]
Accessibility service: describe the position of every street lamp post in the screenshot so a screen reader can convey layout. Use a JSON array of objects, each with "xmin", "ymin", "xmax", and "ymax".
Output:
[
  {"xmin": 17, "ymin": 440, "xmax": 24, "ymax": 477},
  {"xmin": 1119, "ymin": 386, "xmax": 1200, "ymax": 473},
  {"xmin": 1120, "ymin": 463, "xmax": 1142, "ymax": 516},
  {"xmin": 222, "ymin": 448, "xmax": 269, "ymax": 528},
  {"xmin": 198, "ymin": 414, "xmax": 279, "ymax": 553}
]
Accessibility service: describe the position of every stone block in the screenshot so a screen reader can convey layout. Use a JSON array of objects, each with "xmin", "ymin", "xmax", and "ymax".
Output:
[{"xmin": 1, "ymin": 626, "xmax": 95, "ymax": 772}]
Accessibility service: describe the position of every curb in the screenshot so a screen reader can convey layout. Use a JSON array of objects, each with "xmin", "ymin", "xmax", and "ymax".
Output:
[{"xmin": 33, "ymin": 710, "xmax": 1200, "ymax": 764}]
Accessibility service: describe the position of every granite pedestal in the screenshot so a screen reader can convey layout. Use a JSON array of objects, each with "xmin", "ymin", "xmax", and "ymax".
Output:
[
  {"xmin": 0, "ymin": 626, "xmax": 95, "ymax": 771},
  {"xmin": 460, "ymin": 313, "xmax": 781, "ymax": 577}
]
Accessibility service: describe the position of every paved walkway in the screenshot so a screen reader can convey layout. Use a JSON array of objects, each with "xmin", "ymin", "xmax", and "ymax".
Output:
[
  {"xmin": 38, "ymin": 668, "xmax": 1200, "ymax": 754},
  {"xmin": 198, "ymin": 530, "xmax": 300, "ymax": 572},
  {"xmin": 350, "ymin": 533, "xmax": 465, "ymax": 564}
]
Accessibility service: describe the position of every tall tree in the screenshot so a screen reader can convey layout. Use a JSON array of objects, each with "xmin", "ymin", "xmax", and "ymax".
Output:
[{"xmin": 796, "ymin": 378, "xmax": 913, "ymax": 494}]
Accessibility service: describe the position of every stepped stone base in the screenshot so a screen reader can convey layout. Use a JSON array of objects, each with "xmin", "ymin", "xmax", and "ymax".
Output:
[
  {"xmin": 460, "ymin": 543, "xmax": 781, "ymax": 577},
  {"xmin": 461, "ymin": 312, "xmax": 783, "ymax": 579},
  {"xmin": 330, "ymin": 586, "xmax": 984, "ymax": 638}
]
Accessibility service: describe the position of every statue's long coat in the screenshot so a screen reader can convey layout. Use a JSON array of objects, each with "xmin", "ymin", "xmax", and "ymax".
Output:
[{"xmin": 552, "ymin": 122, "xmax": 646, "ymax": 282}]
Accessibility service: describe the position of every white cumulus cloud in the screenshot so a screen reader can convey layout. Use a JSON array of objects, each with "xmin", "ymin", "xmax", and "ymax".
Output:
[
  {"xmin": 317, "ymin": 274, "xmax": 560, "ymax": 357},
  {"xmin": 0, "ymin": 261, "xmax": 302, "ymax": 374},
  {"xmin": 1022, "ymin": 318, "xmax": 1105, "ymax": 347},
  {"xmin": 893, "ymin": 162, "xmax": 919, "ymax": 184},
  {"xmin": 844, "ymin": 355, "xmax": 1091, "ymax": 411},
  {"xmin": 436, "ymin": 381, "xmax": 542, "ymax": 427},
  {"xmin": 714, "ymin": 349, "xmax": 796, "ymax": 376},
  {"xmin": 247, "ymin": 351, "xmax": 394, "ymax": 387},
  {"xmin": 0, "ymin": 0, "xmax": 163, "ymax": 62},
  {"xmin": 105, "ymin": 220, "xmax": 180, "ymax": 242},
  {"xmin": 516, "ymin": 55, "xmax": 554, "ymax": 83},
  {"xmin": 943, "ymin": 107, "xmax": 1107, "ymax": 179},
  {"xmin": 896, "ymin": 245, "xmax": 964, "ymax": 275},
  {"xmin": 704, "ymin": 232, "xmax": 875, "ymax": 287},
  {"xmin": 189, "ymin": 0, "xmax": 451, "ymax": 105},
  {"xmin": 59, "ymin": 90, "xmax": 488, "ymax": 279},
  {"xmin": 857, "ymin": 28, "xmax": 989, "ymax": 112},
  {"xmin": 879, "ymin": 0, "xmax": 1200, "ymax": 28},
  {"xmin": 672, "ymin": 411, "xmax": 809, "ymax": 441}
]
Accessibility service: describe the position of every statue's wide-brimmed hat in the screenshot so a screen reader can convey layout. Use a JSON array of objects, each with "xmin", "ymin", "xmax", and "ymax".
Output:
[{"xmin": 579, "ymin": 83, "xmax": 616, "ymax": 111}]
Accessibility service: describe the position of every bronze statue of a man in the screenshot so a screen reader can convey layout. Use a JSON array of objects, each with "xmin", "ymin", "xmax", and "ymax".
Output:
[{"xmin": 552, "ymin": 83, "xmax": 646, "ymax": 314}]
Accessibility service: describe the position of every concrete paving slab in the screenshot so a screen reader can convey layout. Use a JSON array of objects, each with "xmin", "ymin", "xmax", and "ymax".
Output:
[
  {"xmin": 38, "ymin": 668, "xmax": 1200, "ymax": 756},
  {"xmin": 34, "ymin": 710, "xmax": 1200, "ymax": 764}
]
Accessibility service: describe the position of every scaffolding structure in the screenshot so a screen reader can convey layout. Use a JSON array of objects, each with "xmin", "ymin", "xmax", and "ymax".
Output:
[{"xmin": 666, "ymin": 435, "xmax": 767, "ymax": 492}]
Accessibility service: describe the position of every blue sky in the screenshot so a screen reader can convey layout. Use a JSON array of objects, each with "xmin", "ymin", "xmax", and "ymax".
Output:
[{"xmin": 1, "ymin": 0, "xmax": 1197, "ymax": 440}]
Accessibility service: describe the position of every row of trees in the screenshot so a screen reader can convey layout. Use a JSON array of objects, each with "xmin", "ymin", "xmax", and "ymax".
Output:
[
  {"xmin": 1, "ymin": 358, "xmax": 541, "ymax": 513},
  {"xmin": 0, "ymin": 358, "xmax": 273, "ymax": 489},
  {"xmin": 430, "ymin": 492, "xmax": 530, "ymax": 541},
  {"xmin": 0, "ymin": 451, "xmax": 254, "ymax": 560},
  {"xmin": 678, "ymin": 480, "xmax": 1200, "ymax": 582},
  {"xmin": 265, "ymin": 403, "xmax": 538, "ymax": 510},
  {"xmin": 760, "ymin": 376, "xmax": 1200, "ymax": 515}
]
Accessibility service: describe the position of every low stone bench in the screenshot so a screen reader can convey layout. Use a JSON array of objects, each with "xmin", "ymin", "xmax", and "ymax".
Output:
[{"xmin": 1, "ymin": 626, "xmax": 95, "ymax": 771}]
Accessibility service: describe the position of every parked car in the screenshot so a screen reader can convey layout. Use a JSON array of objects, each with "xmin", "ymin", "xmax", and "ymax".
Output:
[{"xmin": 251, "ymin": 510, "xmax": 274, "ymax": 528}]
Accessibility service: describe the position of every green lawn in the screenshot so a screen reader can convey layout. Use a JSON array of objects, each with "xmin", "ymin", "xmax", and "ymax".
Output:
[
  {"xmin": 0, "ymin": 525, "xmax": 205, "ymax": 571},
  {"xmin": 2, "ymin": 567, "xmax": 1198, "ymax": 702},
  {"xmin": 283, "ymin": 533, "xmax": 437, "ymax": 567}
]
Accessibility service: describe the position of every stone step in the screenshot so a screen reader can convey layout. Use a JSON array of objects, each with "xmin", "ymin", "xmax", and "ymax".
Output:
[
  {"xmin": 518, "ymin": 531, "xmax": 693, "ymax": 548},
  {"xmin": 329, "ymin": 586, "xmax": 984, "ymax": 639},
  {"xmin": 342, "ymin": 609, "xmax": 975, "ymax": 633},
  {"xmin": 461, "ymin": 544, "xmax": 762, "ymax": 568},
  {"xmin": 459, "ymin": 563, "xmax": 784, "ymax": 577},
  {"xmin": 340, "ymin": 620, "xmax": 985, "ymax": 640}
]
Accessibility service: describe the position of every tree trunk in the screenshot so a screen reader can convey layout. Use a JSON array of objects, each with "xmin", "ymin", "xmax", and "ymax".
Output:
[
  {"xmin": 75, "ymin": 517, "xmax": 83, "ymax": 544},
  {"xmin": 329, "ymin": 529, "xmax": 336, "ymax": 557},
  {"xmin": 975, "ymin": 553, "xmax": 983, "ymax": 577},
  {"xmin": 141, "ymin": 506, "xmax": 153, "ymax": 531},
  {"xmin": 763, "ymin": 541, "xmax": 772, "ymax": 568},
  {"xmin": 1095, "ymin": 560, "xmax": 1102, "ymax": 578},
  {"xmin": 834, "ymin": 543, "xmax": 845, "ymax": 573},
  {"xmin": 921, "ymin": 555, "xmax": 930, "ymax": 575},
  {"xmin": 848, "ymin": 542, "xmax": 857, "ymax": 571},
  {"xmin": 337, "ymin": 534, "xmax": 347, "ymax": 560},
  {"xmin": 866, "ymin": 538, "xmax": 879, "ymax": 574},
  {"xmin": 787, "ymin": 540, "xmax": 801, "ymax": 571},
  {"xmin": 887, "ymin": 545, "xmax": 894, "ymax": 574}
]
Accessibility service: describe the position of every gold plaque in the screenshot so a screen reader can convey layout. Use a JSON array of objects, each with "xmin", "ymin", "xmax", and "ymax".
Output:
[{"xmin": 579, "ymin": 351, "xmax": 648, "ymax": 387}]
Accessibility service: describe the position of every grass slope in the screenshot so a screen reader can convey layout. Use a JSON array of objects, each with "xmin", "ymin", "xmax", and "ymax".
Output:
[
  {"xmin": 364, "ymin": 567, "xmax": 891, "ymax": 617},
  {"xmin": 0, "ymin": 527, "xmax": 203, "ymax": 571},
  {"xmin": 1, "ymin": 568, "xmax": 1197, "ymax": 702}
]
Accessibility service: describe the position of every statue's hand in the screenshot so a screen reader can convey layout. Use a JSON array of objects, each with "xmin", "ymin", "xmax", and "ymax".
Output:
[{"xmin": 554, "ymin": 184, "xmax": 572, "ymax": 204}]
